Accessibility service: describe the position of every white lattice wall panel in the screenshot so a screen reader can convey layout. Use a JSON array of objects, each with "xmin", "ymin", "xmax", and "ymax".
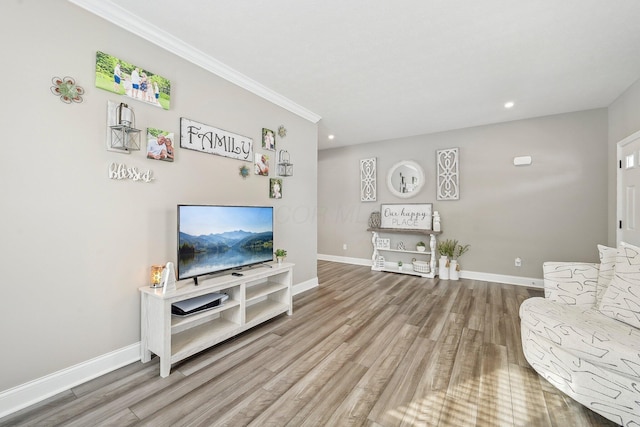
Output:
[
  {"xmin": 360, "ymin": 158, "xmax": 377, "ymax": 202},
  {"xmin": 437, "ymin": 148, "xmax": 459, "ymax": 200}
]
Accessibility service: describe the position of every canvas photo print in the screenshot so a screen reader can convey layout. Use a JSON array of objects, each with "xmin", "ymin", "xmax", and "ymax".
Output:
[
  {"xmin": 146, "ymin": 128, "xmax": 175, "ymax": 162},
  {"xmin": 262, "ymin": 128, "xmax": 276, "ymax": 151},
  {"xmin": 95, "ymin": 51, "xmax": 171, "ymax": 110},
  {"xmin": 270, "ymin": 178, "xmax": 282, "ymax": 199},
  {"xmin": 255, "ymin": 153, "xmax": 269, "ymax": 176}
]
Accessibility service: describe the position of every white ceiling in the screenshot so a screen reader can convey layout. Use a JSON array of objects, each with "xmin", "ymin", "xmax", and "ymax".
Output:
[{"xmin": 75, "ymin": 0, "xmax": 640, "ymax": 150}]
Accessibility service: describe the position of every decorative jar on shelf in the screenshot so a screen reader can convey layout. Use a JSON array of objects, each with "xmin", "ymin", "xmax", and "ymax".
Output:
[{"xmin": 439, "ymin": 256, "xmax": 449, "ymax": 280}]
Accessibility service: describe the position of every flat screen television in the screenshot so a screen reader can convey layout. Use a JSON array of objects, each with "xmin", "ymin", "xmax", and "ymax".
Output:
[{"xmin": 177, "ymin": 205, "xmax": 274, "ymax": 283}]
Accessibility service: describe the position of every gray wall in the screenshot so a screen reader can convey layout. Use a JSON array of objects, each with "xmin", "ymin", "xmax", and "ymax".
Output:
[
  {"xmin": 319, "ymin": 109, "xmax": 609, "ymax": 279},
  {"xmin": 1, "ymin": 1, "xmax": 317, "ymax": 392},
  {"xmin": 608, "ymin": 78, "xmax": 640, "ymax": 244}
]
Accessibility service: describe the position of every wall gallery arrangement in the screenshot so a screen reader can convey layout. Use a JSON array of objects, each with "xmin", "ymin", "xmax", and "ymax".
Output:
[{"xmin": 49, "ymin": 50, "xmax": 292, "ymax": 197}]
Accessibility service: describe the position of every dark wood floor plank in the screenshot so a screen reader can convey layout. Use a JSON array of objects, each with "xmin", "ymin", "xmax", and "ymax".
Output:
[{"xmin": 0, "ymin": 261, "xmax": 608, "ymax": 427}]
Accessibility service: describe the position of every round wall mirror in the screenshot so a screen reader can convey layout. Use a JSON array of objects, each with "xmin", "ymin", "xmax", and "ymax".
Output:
[{"xmin": 387, "ymin": 160, "xmax": 425, "ymax": 198}]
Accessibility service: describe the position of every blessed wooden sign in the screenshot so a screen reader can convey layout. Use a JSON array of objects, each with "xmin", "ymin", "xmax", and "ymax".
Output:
[
  {"xmin": 380, "ymin": 203, "xmax": 433, "ymax": 230},
  {"xmin": 180, "ymin": 118, "xmax": 253, "ymax": 161}
]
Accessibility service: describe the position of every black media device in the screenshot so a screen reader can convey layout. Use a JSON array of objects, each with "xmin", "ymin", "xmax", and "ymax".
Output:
[{"xmin": 171, "ymin": 293, "xmax": 229, "ymax": 316}]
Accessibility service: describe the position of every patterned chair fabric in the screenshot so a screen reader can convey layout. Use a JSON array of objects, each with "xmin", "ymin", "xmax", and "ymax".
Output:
[{"xmin": 520, "ymin": 262, "xmax": 640, "ymax": 426}]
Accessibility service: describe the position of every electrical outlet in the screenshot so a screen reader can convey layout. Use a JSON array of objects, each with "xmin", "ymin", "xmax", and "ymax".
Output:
[
  {"xmin": 343, "ymin": 243, "xmax": 347, "ymax": 250},
  {"xmin": 515, "ymin": 257, "xmax": 522, "ymax": 267}
]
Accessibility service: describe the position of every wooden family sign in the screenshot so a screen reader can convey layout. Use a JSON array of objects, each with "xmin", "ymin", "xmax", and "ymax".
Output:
[
  {"xmin": 380, "ymin": 203, "xmax": 433, "ymax": 230},
  {"xmin": 180, "ymin": 118, "xmax": 253, "ymax": 161}
]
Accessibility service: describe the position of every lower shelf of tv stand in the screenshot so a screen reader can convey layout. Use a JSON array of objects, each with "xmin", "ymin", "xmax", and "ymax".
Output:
[
  {"xmin": 171, "ymin": 318, "xmax": 240, "ymax": 363},
  {"xmin": 246, "ymin": 300, "xmax": 289, "ymax": 326}
]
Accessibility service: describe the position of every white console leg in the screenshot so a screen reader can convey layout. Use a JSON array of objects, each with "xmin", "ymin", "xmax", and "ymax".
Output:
[{"xmin": 160, "ymin": 358, "xmax": 171, "ymax": 378}]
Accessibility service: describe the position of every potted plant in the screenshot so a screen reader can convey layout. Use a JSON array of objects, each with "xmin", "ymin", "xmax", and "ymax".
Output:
[
  {"xmin": 437, "ymin": 239, "xmax": 457, "ymax": 280},
  {"xmin": 416, "ymin": 241, "xmax": 426, "ymax": 252},
  {"xmin": 454, "ymin": 242, "xmax": 470, "ymax": 260},
  {"xmin": 275, "ymin": 248, "xmax": 287, "ymax": 265},
  {"xmin": 397, "ymin": 261, "xmax": 403, "ymax": 271},
  {"xmin": 450, "ymin": 242, "xmax": 470, "ymax": 280}
]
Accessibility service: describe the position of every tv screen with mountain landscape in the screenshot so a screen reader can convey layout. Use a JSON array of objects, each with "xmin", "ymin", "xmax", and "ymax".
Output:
[{"xmin": 177, "ymin": 205, "xmax": 274, "ymax": 281}]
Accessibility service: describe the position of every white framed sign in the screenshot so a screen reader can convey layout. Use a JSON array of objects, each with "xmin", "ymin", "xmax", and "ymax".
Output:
[
  {"xmin": 380, "ymin": 203, "xmax": 433, "ymax": 230},
  {"xmin": 376, "ymin": 238, "xmax": 390, "ymax": 249},
  {"xmin": 180, "ymin": 117, "xmax": 253, "ymax": 162}
]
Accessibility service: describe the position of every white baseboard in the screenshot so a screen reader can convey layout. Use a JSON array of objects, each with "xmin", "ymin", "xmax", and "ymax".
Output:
[
  {"xmin": 317, "ymin": 253, "xmax": 372, "ymax": 266},
  {"xmin": 317, "ymin": 254, "xmax": 543, "ymax": 288},
  {"xmin": 0, "ymin": 343, "xmax": 140, "ymax": 419},
  {"xmin": 293, "ymin": 277, "xmax": 319, "ymax": 295}
]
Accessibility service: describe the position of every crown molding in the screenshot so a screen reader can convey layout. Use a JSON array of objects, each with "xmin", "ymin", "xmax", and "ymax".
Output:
[{"xmin": 68, "ymin": 0, "xmax": 322, "ymax": 124}]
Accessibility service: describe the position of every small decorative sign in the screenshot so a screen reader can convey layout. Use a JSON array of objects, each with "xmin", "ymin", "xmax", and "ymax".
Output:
[
  {"xmin": 380, "ymin": 203, "xmax": 433, "ymax": 230},
  {"xmin": 376, "ymin": 238, "xmax": 390, "ymax": 249},
  {"xmin": 108, "ymin": 162, "xmax": 154, "ymax": 183},
  {"xmin": 180, "ymin": 118, "xmax": 253, "ymax": 162}
]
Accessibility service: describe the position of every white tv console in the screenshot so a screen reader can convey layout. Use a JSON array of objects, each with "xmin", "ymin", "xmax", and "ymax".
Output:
[{"xmin": 139, "ymin": 263, "xmax": 293, "ymax": 377}]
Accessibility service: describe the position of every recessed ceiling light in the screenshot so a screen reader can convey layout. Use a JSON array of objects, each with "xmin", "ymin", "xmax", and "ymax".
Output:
[
  {"xmin": 504, "ymin": 101, "xmax": 515, "ymax": 109},
  {"xmin": 328, "ymin": 134, "xmax": 335, "ymax": 140}
]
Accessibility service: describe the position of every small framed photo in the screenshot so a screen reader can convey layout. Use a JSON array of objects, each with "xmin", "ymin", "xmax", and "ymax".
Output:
[
  {"xmin": 270, "ymin": 178, "xmax": 282, "ymax": 199},
  {"xmin": 146, "ymin": 128, "xmax": 175, "ymax": 162},
  {"xmin": 262, "ymin": 128, "xmax": 276, "ymax": 151},
  {"xmin": 376, "ymin": 238, "xmax": 390, "ymax": 249},
  {"xmin": 255, "ymin": 153, "xmax": 269, "ymax": 176}
]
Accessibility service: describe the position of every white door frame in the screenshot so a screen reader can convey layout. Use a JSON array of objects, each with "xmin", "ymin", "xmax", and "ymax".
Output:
[{"xmin": 616, "ymin": 129, "xmax": 640, "ymax": 246}]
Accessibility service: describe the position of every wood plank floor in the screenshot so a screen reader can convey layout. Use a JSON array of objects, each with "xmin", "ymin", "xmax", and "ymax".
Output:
[{"xmin": 1, "ymin": 261, "xmax": 617, "ymax": 426}]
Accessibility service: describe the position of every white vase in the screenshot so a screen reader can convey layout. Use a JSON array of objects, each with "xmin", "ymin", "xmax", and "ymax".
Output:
[
  {"xmin": 439, "ymin": 256, "xmax": 449, "ymax": 280},
  {"xmin": 417, "ymin": 246, "xmax": 426, "ymax": 252},
  {"xmin": 449, "ymin": 260, "xmax": 459, "ymax": 280}
]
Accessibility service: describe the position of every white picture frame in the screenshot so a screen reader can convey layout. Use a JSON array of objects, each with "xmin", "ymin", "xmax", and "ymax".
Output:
[{"xmin": 376, "ymin": 238, "xmax": 391, "ymax": 249}]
